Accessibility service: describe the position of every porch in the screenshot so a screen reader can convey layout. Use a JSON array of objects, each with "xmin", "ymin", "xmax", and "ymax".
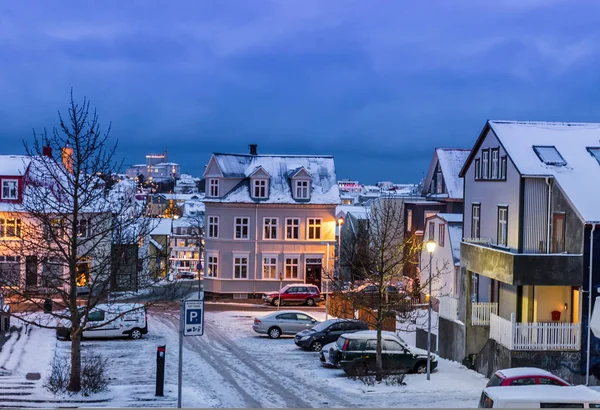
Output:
[{"xmin": 438, "ymin": 296, "xmax": 499, "ymax": 327}]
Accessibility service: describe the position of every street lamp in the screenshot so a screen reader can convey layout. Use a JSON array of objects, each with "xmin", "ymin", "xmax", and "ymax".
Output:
[{"xmin": 425, "ymin": 239, "xmax": 436, "ymax": 381}]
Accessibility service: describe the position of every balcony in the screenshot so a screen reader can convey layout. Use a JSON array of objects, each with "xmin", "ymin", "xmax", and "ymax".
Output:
[
  {"xmin": 490, "ymin": 312, "xmax": 580, "ymax": 351},
  {"xmin": 471, "ymin": 302, "xmax": 498, "ymax": 326},
  {"xmin": 461, "ymin": 241, "xmax": 583, "ymax": 286}
]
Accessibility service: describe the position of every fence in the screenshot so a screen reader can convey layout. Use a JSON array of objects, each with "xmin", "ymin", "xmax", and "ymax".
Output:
[
  {"xmin": 471, "ymin": 302, "xmax": 498, "ymax": 326},
  {"xmin": 438, "ymin": 296, "xmax": 459, "ymax": 321},
  {"xmin": 328, "ymin": 294, "xmax": 396, "ymax": 331}
]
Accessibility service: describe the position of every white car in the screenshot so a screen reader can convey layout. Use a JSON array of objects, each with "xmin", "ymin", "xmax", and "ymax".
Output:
[{"xmin": 319, "ymin": 342, "xmax": 337, "ymax": 368}]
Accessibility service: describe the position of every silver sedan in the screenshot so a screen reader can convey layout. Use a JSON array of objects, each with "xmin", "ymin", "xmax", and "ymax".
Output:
[{"xmin": 252, "ymin": 310, "xmax": 320, "ymax": 339}]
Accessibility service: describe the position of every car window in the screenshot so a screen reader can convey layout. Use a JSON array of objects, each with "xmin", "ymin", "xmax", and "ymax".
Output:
[
  {"xmin": 308, "ymin": 287, "xmax": 318, "ymax": 294},
  {"xmin": 347, "ymin": 339, "xmax": 364, "ymax": 350},
  {"xmin": 329, "ymin": 323, "xmax": 344, "ymax": 331},
  {"xmin": 478, "ymin": 393, "xmax": 494, "ymax": 409},
  {"xmin": 511, "ymin": 377, "xmax": 536, "ymax": 386},
  {"xmin": 540, "ymin": 404, "xmax": 584, "ymax": 408},
  {"xmin": 383, "ymin": 340, "xmax": 404, "ymax": 351},
  {"xmin": 342, "ymin": 322, "xmax": 356, "ymax": 331},
  {"xmin": 298, "ymin": 287, "xmax": 309, "ymax": 293},
  {"xmin": 286, "ymin": 288, "xmax": 297, "ymax": 294},
  {"xmin": 336, "ymin": 336, "xmax": 347, "ymax": 349},
  {"xmin": 539, "ymin": 377, "xmax": 564, "ymax": 386},
  {"xmin": 487, "ymin": 374, "xmax": 504, "ymax": 387},
  {"xmin": 87, "ymin": 310, "xmax": 105, "ymax": 322},
  {"xmin": 276, "ymin": 313, "xmax": 297, "ymax": 320},
  {"xmin": 296, "ymin": 313, "xmax": 312, "ymax": 321},
  {"xmin": 365, "ymin": 340, "xmax": 377, "ymax": 350}
]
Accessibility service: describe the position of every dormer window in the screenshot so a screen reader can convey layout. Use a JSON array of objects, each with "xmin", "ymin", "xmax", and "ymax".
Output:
[
  {"xmin": 2, "ymin": 180, "xmax": 18, "ymax": 200},
  {"xmin": 295, "ymin": 180, "xmax": 310, "ymax": 200},
  {"xmin": 587, "ymin": 147, "xmax": 600, "ymax": 165},
  {"xmin": 208, "ymin": 178, "xmax": 220, "ymax": 197},
  {"xmin": 253, "ymin": 179, "xmax": 268, "ymax": 199},
  {"xmin": 533, "ymin": 146, "xmax": 567, "ymax": 166}
]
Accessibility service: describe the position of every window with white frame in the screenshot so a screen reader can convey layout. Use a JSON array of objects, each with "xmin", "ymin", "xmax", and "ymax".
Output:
[
  {"xmin": 500, "ymin": 156, "xmax": 507, "ymax": 179},
  {"xmin": 233, "ymin": 255, "xmax": 248, "ymax": 279},
  {"xmin": 1, "ymin": 180, "xmax": 18, "ymax": 200},
  {"xmin": 263, "ymin": 218, "xmax": 278, "ymax": 240},
  {"xmin": 295, "ymin": 180, "xmax": 310, "ymax": 199},
  {"xmin": 439, "ymin": 224, "xmax": 445, "ymax": 247},
  {"xmin": 41, "ymin": 257, "xmax": 62, "ymax": 287},
  {"xmin": 0, "ymin": 218, "xmax": 22, "ymax": 238},
  {"xmin": 284, "ymin": 257, "xmax": 299, "ymax": 279},
  {"xmin": 436, "ymin": 171, "xmax": 443, "ymax": 194},
  {"xmin": 491, "ymin": 149, "xmax": 499, "ymax": 179},
  {"xmin": 286, "ymin": 218, "xmax": 299, "ymax": 239},
  {"xmin": 307, "ymin": 218, "xmax": 321, "ymax": 240},
  {"xmin": 474, "ymin": 159, "xmax": 481, "ymax": 180},
  {"xmin": 472, "ymin": 204, "xmax": 480, "ymax": 239},
  {"xmin": 497, "ymin": 206, "xmax": 508, "ymax": 247},
  {"xmin": 407, "ymin": 209, "xmax": 413, "ymax": 232},
  {"xmin": 206, "ymin": 253, "xmax": 218, "ymax": 277},
  {"xmin": 208, "ymin": 179, "xmax": 220, "ymax": 197},
  {"xmin": 207, "ymin": 216, "xmax": 219, "ymax": 238},
  {"xmin": 482, "ymin": 150, "xmax": 489, "ymax": 179},
  {"xmin": 0, "ymin": 255, "xmax": 20, "ymax": 285},
  {"xmin": 253, "ymin": 179, "xmax": 267, "ymax": 198},
  {"xmin": 428, "ymin": 221, "xmax": 435, "ymax": 241},
  {"xmin": 234, "ymin": 217, "xmax": 249, "ymax": 239},
  {"xmin": 77, "ymin": 218, "xmax": 92, "ymax": 238},
  {"xmin": 262, "ymin": 255, "xmax": 278, "ymax": 279}
]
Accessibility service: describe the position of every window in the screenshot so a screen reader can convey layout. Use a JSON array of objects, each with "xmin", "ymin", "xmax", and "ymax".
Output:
[
  {"xmin": 263, "ymin": 218, "xmax": 278, "ymax": 240},
  {"xmin": 206, "ymin": 254, "xmax": 218, "ymax": 277},
  {"xmin": 472, "ymin": 204, "xmax": 480, "ymax": 239},
  {"xmin": 491, "ymin": 148, "xmax": 499, "ymax": 179},
  {"xmin": 539, "ymin": 377, "xmax": 565, "ymax": 386},
  {"xmin": 540, "ymin": 404, "xmax": 583, "ymax": 408},
  {"xmin": 0, "ymin": 256, "xmax": 20, "ymax": 285},
  {"xmin": 439, "ymin": 224, "xmax": 445, "ymax": 247},
  {"xmin": 0, "ymin": 218, "xmax": 22, "ymax": 238},
  {"xmin": 296, "ymin": 313, "xmax": 312, "ymax": 321},
  {"xmin": 233, "ymin": 255, "xmax": 248, "ymax": 279},
  {"xmin": 497, "ymin": 206, "xmax": 508, "ymax": 247},
  {"xmin": 41, "ymin": 257, "xmax": 62, "ymax": 287},
  {"xmin": 1, "ymin": 180, "xmax": 18, "ymax": 200},
  {"xmin": 500, "ymin": 156, "xmax": 507, "ymax": 179},
  {"xmin": 87, "ymin": 310, "xmax": 105, "ymax": 322},
  {"xmin": 295, "ymin": 180, "xmax": 310, "ymax": 199},
  {"xmin": 533, "ymin": 145, "xmax": 567, "ymax": 166},
  {"xmin": 428, "ymin": 221, "xmax": 435, "ymax": 241},
  {"xmin": 207, "ymin": 216, "xmax": 219, "ymax": 238},
  {"xmin": 76, "ymin": 257, "xmax": 90, "ymax": 286},
  {"xmin": 285, "ymin": 257, "xmax": 299, "ymax": 279},
  {"xmin": 276, "ymin": 313, "xmax": 296, "ymax": 321},
  {"xmin": 588, "ymin": 147, "xmax": 600, "ymax": 164},
  {"xmin": 208, "ymin": 178, "xmax": 220, "ymax": 197},
  {"xmin": 77, "ymin": 218, "xmax": 92, "ymax": 238},
  {"xmin": 382, "ymin": 340, "xmax": 404, "ymax": 351},
  {"xmin": 436, "ymin": 171, "xmax": 443, "ymax": 194},
  {"xmin": 482, "ymin": 149, "xmax": 489, "ymax": 179},
  {"xmin": 253, "ymin": 179, "xmax": 267, "ymax": 198},
  {"xmin": 510, "ymin": 377, "xmax": 536, "ymax": 386},
  {"xmin": 234, "ymin": 217, "xmax": 249, "ymax": 240},
  {"xmin": 262, "ymin": 255, "xmax": 278, "ymax": 279},
  {"xmin": 307, "ymin": 218, "xmax": 321, "ymax": 240},
  {"xmin": 474, "ymin": 159, "xmax": 481, "ymax": 180},
  {"xmin": 406, "ymin": 209, "xmax": 413, "ymax": 232},
  {"xmin": 553, "ymin": 213, "xmax": 566, "ymax": 253},
  {"xmin": 285, "ymin": 218, "xmax": 299, "ymax": 239}
]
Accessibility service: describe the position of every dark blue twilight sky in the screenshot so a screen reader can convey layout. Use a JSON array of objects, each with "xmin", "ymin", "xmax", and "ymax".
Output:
[{"xmin": 2, "ymin": 1, "xmax": 600, "ymax": 184}]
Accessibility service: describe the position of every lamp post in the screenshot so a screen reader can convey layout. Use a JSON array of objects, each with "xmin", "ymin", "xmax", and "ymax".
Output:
[
  {"xmin": 425, "ymin": 239, "xmax": 436, "ymax": 381},
  {"xmin": 336, "ymin": 217, "xmax": 344, "ymax": 281},
  {"xmin": 320, "ymin": 241, "xmax": 335, "ymax": 320},
  {"xmin": 197, "ymin": 237, "xmax": 205, "ymax": 300}
]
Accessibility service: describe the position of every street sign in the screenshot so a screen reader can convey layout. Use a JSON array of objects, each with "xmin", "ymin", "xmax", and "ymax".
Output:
[{"xmin": 184, "ymin": 299, "xmax": 204, "ymax": 336}]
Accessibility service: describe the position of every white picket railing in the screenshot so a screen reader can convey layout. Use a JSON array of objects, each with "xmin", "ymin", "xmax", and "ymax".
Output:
[
  {"xmin": 489, "ymin": 312, "xmax": 581, "ymax": 351},
  {"xmin": 438, "ymin": 296, "xmax": 459, "ymax": 321},
  {"xmin": 471, "ymin": 302, "xmax": 498, "ymax": 326}
]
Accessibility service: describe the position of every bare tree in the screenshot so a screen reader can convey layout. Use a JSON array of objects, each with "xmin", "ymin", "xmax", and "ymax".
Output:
[{"xmin": 0, "ymin": 90, "xmax": 179, "ymax": 392}]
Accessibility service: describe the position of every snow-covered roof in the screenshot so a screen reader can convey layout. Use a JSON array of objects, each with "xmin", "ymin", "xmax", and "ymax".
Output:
[
  {"xmin": 149, "ymin": 218, "xmax": 172, "ymax": 235},
  {"xmin": 0, "ymin": 155, "xmax": 31, "ymax": 176},
  {"xmin": 487, "ymin": 120, "xmax": 600, "ymax": 223},
  {"xmin": 336, "ymin": 205, "xmax": 369, "ymax": 219},
  {"xmin": 155, "ymin": 162, "xmax": 179, "ymax": 166},
  {"xmin": 437, "ymin": 213, "xmax": 463, "ymax": 223},
  {"xmin": 422, "ymin": 148, "xmax": 470, "ymax": 199},
  {"xmin": 204, "ymin": 153, "xmax": 340, "ymax": 205}
]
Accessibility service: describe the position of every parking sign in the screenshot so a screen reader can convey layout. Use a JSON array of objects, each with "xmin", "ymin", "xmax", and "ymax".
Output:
[{"xmin": 184, "ymin": 300, "xmax": 204, "ymax": 336}]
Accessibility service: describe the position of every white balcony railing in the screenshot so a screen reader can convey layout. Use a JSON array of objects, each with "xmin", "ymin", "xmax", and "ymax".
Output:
[
  {"xmin": 438, "ymin": 296, "xmax": 459, "ymax": 321},
  {"xmin": 489, "ymin": 313, "xmax": 581, "ymax": 351},
  {"xmin": 472, "ymin": 302, "xmax": 498, "ymax": 326}
]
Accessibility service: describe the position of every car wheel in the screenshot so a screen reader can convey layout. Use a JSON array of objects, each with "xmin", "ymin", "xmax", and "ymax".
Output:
[
  {"xmin": 268, "ymin": 327, "xmax": 282, "ymax": 339},
  {"xmin": 310, "ymin": 340, "xmax": 323, "ymax": 352},
  {"xmin": 130, "ymin": 328, "xmax": 143, "ymax": 340},
  {"xmin": 273, "ymin": 298, "xmax": 281, "ymax": 307},
  {"xmin": 414, "ymin": 361, "xmax": 427, "ymax": 374},
  {"xmin": 306, "ymin": 298, "xmax": 315, "ymax": 306}
]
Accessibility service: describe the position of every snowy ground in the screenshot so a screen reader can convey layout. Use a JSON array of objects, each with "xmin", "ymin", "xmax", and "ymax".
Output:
[{"xmin": 0, "ymin": 308, "xmax": 489, "ymax": 408}]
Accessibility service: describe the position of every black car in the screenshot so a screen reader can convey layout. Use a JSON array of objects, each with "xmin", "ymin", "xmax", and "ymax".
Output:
[{"xmin": 294, "ymin": 319, "xmax": 369, "ymax": 352}]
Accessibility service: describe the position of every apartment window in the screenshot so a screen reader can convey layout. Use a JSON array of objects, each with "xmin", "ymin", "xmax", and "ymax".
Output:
[
  {"xmin": 588, "ymin": 147, "xmax": 600, "ymax": 165},
  {"xmin": 500, "ymin": 156, "xmax": 507, "ymax": 179},
  {"xmin": 233, "ymin": 255, "xmax": 248, "ymax": 279},
  {"xmin": 482, "ymin": 150, "xmax": 489, "ymax": 179},
  {"xmin": 208, "ymin": 178, "xmax": 220, "ymax": 197},
  {"xmin": 286, "ymin": 218, "xmax": 299, "ymax": 239},
  {"xmin": 0, "ymin": 218, "xmax": 22, "ymax": 238},
  {"xmin": 75, "ymin": 257, "xmax": 90, "ymax": 286},
  {"xmin": 285, "ymin": 257, "xmax": 299, "ymax": 279},
  {"xmin": 41, "ymin": 257, "xmax": 62, "ymax": 287},
  {"xmin": 428, "ymin": 221, "xmax": 435, "ymax": 241},
  {"xmin": 207, "ymin": 216, "xmax": 219, "ymax": 238},
  {"xmin": 439, "ymin": 224, "xmax": 445, "ymax": 247},
  {"xmin": 491, "ymin": 148, "xmax": 499, "ymax": 179},
  {"xmin": 206, "ymin": 254, "xmax": 218, "ymax": 277},
  {"xmin": 295, "ymin": 180, "xmax": 310, "ymax": 199},
  {"xmin": 262, "ymin": 255, "xmax": 278, "ymax": 279},
  {"xmin": 0, "ymin": 256, "xmax": 20, "ymax": 285},
  {"xmin": 1, "ymin": 180, "xmax": 18, "ymax": 200},
  {"xmin": 77, "ymin": 218, "xmax": 92, "ymax": 238},
  {"xmin": 407, "ymin": 209, "xmax": 413, "ymax": 232},
  {"xmin": 234, "ymin": 217, "xmax": 249, "ymax": 240},
  {"xmin": 497, "ymin": 206, "xmax": 508, "ymax": 247},
  {"xmin": 253, "ymin": 179, "xmax": 267, "ymax": 198},
  {"xmin": 472, "ymin": 204, "xmax": 480, "ymax": 239},
  {"xmin": 553, "ymin": 213, "xmax": 566, "ymax": 253},
  {"xmin": 263, "ymin": 218, "xmax": 278, "ymax": 240},
  {"xmin": 307, "ymin": 218, "xmax": 321, "ymax": 240},
  {"xmin": 474, "ymin": 159, "xmax": 481, "ymax": 180},
  {"xmin": 436, "ymin": 171, "xmax": 443, "ymax": 194}
]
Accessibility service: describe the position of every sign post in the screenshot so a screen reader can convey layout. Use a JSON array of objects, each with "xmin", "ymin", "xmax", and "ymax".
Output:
[{"xmin": 177, "ymin": 297, "xmax": 205, "ymax": 408}]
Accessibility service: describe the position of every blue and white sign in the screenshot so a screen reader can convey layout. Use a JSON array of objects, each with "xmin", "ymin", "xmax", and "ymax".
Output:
[{"xmin": 184, "ymin": 300, "xmax": 204, "ymax": 336}]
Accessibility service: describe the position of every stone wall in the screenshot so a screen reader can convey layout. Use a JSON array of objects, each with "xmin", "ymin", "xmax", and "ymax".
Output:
[{"xmin": 438, "ymin": 317, "xmax": 466, "ymax": 362}]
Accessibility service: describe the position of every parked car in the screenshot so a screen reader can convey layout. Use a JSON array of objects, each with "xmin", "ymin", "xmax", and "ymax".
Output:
[
  {"xmin": 56, "ymin": 303, "xmax": 148, "ymax": 340},
  {"xmin": 328, "ymin": 330, "xmax": 438, "ymax": 375},
  {"xmin": 319, "ymin": 341, "xmax": 338, "ymax": 367},
  {"xmin": 252, "ymin": 310, "xmax": 320, "ymax": 339},
  {"xmin": 486, "ymin": 367, "xmax": 570, "ymax": 387},
  {"xmin": 263, "ymin": 284, "xmax": 321, "ymax": 307},
  {"xmin": 478, "ymin": 385, "xmax": 600, "ymax": 408},
  {"xmin": 176, "ymin": 271, "xmax": 197, "ymax": 280},
  {"xmin": 295, "ymin": 319, "xmax": 369, "ymax": 351},
  {"xmin": 355, "ymin": 284, "xmax": 400, "ymax": 295}
]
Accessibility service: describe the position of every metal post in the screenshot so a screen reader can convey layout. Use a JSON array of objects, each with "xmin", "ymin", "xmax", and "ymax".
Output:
[
  {"xmin": 325, "ymin": 243, "xmax": 330, "ymax": 321},
  {"xmin": 427, "ymin": 251, "xmax": 433, "ymax": 381},
  {"xmin": 198, "ymin": 241, "xmax": 204, "ymax": 300},
  {"xmin": 177, "ymin": 300, "xmax": 183, "ymax": 408}
]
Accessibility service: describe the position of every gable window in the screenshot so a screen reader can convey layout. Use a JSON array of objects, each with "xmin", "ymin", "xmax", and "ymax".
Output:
[
  {"xmin": 553, "ymin": 212, "xmax": 566, "ymax": 253},
  {"xmin": 253, "ymin": 179, "xmax": 267, "ymax": 198},
  {"xmin": 500, "ymin": 156, "xmax": 507, "ymax": 179},
  {"xmin": 263, "ymin": 218, "xmax": 278, "ymax": 240},
  {"xmin": 0, "ymin": 218, "xmax": 22, "ymax": 238},
  {"xmin": 206, "ymin": 253, "xmax": 218, "ymax": 277},
  {"xmin": 474, "ymin": 159, "xmax": 481, "ymax": 180},
  {"xmin": 295, "ymin": 180, "xmax": 310, "ymax": 200},
  {"xmin": 491, "ymin": 148, "xmax": 499, "ymax": 179},
  {"xmin": 533, "ymin": 146, "xmax": 567, "ymax": 166},
  {"xmin": 587, "ymin": 147, "xmax": 600, "ymax": 165},
  {"xmin": 234, "ymin": 217, "xmax": 249, "ymax": 240},
  {"xmin": 472, "ymin": 204, "xmax": 480, "ymax": 239},
  {"xmin": 307, "ymin": 218, "xmax": 321, "ymax": 240},
  {"xmin": 285, "ymin": 257, "xmax": 299, "ymax": 279},
  {"xmin": 439, "ymin": 224, "xmax": 445, "ymax": 247},
  {"xmin": 262, "ymin": 255, "xmax": 278, "ymax": 279},
  {"xmin": 208, "ymin": 178, "xmax": 220, "ymax": 197},
  {"xmin": 482, "ymin": 150, "xmax": 489, "ymax": 179},
  {"xmin": 2, "ymin": 180, "xmax": 18, "ymax": 200},
  {"xmin": 233, "ymin": 255, "xmax": 248, "ymax": 279},
  {"xmin": 406, "ymin": 209, "xmax": 413, "ymax": 232},
  {"xmin": 207, "ymin": 216, "xmax": 219, "ymax": 238},
  {"xmin": 428, "ymin": 221, "xmax": 435, "ymax": 241},
  {"xmin": 286, "ymin": 218, "xmax": 299, "ymax": 239},
  {"xmin": 436, "ymin": 171, "xmax": 443, "ymax": 194},
  {"xmin": 497, "ymin": 206, "xmax": 508, "ymax": 247}
]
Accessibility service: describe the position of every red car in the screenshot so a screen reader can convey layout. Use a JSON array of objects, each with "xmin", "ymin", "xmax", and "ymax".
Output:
[
  {"xmin": 263, "ymin": 284, "xmax": 321, "ymax": 306},
  {"xmin": 486, "ymin": 367, "xmax": 571, "ymax": 387}
]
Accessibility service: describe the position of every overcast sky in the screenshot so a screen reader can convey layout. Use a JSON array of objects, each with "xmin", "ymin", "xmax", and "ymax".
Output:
[{"xmin": 2, "ymin": 1, "xmax": 600, "ymax": 183}]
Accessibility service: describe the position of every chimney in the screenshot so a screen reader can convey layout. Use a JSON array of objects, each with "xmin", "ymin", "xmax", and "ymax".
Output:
[
  {"xmin": 42, "ymin": 146, "xmax": 53, "ymax": 158},
  {"xmin": 249, "ymin": 144, "xmax": 258, "ymax": 156},
  {"xmin": 62, "ymin": 145, "xmax": 74, "ymax": 173}
]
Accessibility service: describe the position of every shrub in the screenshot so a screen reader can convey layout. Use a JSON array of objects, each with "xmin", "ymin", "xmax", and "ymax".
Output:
[{"xmin": 44, "ymin": 353, "xmax": 109, "ymax": 395}]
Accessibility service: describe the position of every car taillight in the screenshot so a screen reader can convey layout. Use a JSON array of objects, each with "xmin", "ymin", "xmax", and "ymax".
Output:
[
  {"xmin": 254, "ymin": 319, "xmax": 261, "ymax": 325},
  {"xmin": 342, "ymin": 339, "xmax": 350, "ymax": 351}
]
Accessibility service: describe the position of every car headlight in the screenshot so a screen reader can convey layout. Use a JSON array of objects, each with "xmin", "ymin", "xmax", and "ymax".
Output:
[
  {"xmin": 431, "ymin": 355, "xmax": 437, "ymax": 361},
  {"xmin": 300, "ymin": 336, "xmax": 311, "ymax": 341}
]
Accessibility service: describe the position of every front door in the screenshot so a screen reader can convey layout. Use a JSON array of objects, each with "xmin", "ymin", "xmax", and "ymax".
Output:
[
  {"xmin": 25, "ymin": 256, "xmax": 38, "ymax": 288},
  {"xmin": 306, "ymin": 263, "xmax": 322, "ymax": 290}
]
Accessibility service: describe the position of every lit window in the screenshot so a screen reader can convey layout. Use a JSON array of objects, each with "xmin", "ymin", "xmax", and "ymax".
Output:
[
  {"xmin": 233, "ymin": 255, "xmax": 248, "ymax": 279},
  {"xmin": 0, "ymin": 218, "xmax": 22, "ymax": 238},
  {"xmin": 263, "ymin": 256, "xmax": 278, "ymax": 279},
  {"xmin": 234, "ymin": 217, "xmax": 249, "ymax": 240},
  {"xmin": 307, "ymin": 218, "xmax": 321, "ymax": 240},
  {"xmin": 253, "ymin": 179, "xmax": 267, "ymax": 198},
  {"xmin": 285, "ymin": 257, "xmax": 299, "ymax": 279},
  {"xmin": 295, "ymin": 180, "xmax": 310, "ymax": 199},
  {"xmin": 263, "ymin": 218, "xmax": 278, "ymax": 240},
  {"xmin": 406, "ymin": 209, "xmax": 413, "ymax": 232},
  {"xmin": 1, "ymin": 180, "xmax": 18, "ymax": 200},
  {"xmin": 533, "ymin": 146, "xmax": 567, "ymax": 166},
  {"xmin": 206, "ymin": 254, "xmax": 218, "ymax": 277},
  {"xmin": 286, "ymin": 218, "xmax": 299, "ymax": 239}
]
